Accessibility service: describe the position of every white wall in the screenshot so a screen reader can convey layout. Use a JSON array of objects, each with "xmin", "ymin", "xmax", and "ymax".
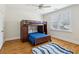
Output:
[
  {"xmin": 4, "ymin": 4, "xmax": 42, "ymax": 41},
  {"xmin": 0, "ymin": 4, "xmax": 6, "ymax": 49},
  {"xmin": 43, "ymin": 5, "xmax": 79, "ymax": 44}
]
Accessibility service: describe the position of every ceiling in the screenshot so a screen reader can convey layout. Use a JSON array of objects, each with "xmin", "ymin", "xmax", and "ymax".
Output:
[{"xmin": 31, "ymin": 4, "xmax": 72, "ymax": 14}]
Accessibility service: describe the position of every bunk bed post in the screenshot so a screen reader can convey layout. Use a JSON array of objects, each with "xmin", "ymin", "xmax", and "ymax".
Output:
[
  {"xmin": 20, "ymin": 20, "xmax": 28, "ymax": 42},
  {"xmin": 44, "ymin": 22, "xmax": 47, "ymax": 34}
]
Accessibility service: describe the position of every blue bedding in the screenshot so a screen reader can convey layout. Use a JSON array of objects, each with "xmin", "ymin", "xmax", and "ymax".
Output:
[{"xmin": 28, "ymin": 32, "xmax": 48, "ymax": 44}]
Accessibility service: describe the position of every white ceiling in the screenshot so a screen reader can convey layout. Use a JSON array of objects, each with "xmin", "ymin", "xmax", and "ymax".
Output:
[{"xmin": 31, "ymin": 4, "xmax": 72, "ymax": 14}]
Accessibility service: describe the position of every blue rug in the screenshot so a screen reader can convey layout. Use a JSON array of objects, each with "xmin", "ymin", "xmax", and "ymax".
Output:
[{"xmin": 32, "ymin": 43, "xmax": 73, "ymax": 54}]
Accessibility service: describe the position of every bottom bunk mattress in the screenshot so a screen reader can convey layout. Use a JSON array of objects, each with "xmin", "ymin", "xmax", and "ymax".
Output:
[
  {"xmin": 32, "ymin": 43, "xmax": 73, "ymax": 54},
  {"xmin": 28, "ymin": 32, "xmax": 49, "ymax": 44}
]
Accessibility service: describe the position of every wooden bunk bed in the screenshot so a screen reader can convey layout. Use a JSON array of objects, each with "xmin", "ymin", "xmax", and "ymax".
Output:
[{"xmin": 20, "ymin": 20, "xmax": 51, "ymax": 45}]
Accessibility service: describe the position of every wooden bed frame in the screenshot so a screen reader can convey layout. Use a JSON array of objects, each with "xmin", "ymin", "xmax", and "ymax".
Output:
[
  {"xmin": 34, "ymin": 36, "xmax": 51, "ymax": 45},
  {"xmin": 20, "ymin": 20, "xmax": 51, "ymax": 45}
]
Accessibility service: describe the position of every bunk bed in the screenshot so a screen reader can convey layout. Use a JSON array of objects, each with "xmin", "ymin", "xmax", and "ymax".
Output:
[{"xmin": 20, "ymin": 20, "xmax": 51, "ymax": 45}]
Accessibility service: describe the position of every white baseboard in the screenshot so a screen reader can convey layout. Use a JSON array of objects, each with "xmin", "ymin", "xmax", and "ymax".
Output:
[
  {"xmin": 0, "ymin": 42, "xmax": 3, "ymax": 49},
  {"xmin": 0, "ymin": 37, "xmax": 20, "ymax": 49},
  {"xmin": 5, "ymin": 37, "xmax": 20, "ymax": 41},
  {"xmin": 0, "ymin": 40, "xmax": 5, "ymax": 49},
  {"xmin": 51, "ymin": 35, "xmax": 79, "ymax": 45}
]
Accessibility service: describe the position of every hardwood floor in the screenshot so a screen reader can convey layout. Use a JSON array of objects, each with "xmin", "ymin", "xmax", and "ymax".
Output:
[
  {"xmin": 0, "ymin": 40, "xmax": 33, "ymax": 54},
  {"xmin": 0, "ymin": 37, "xmax": 79, "ymax": 54},
  {"xmin": 52, "ymin": 37, "xmax": 79, "ymax": 54}
]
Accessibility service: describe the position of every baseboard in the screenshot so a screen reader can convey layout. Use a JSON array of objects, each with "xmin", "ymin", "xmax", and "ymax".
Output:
[
  {"xmin": 5, "ymin": 37, "xmax": 20, "ymax": 41},
  {"xmin": 51, "ymin": 35, "xmax": 79, "ymax": 45},
  {"xmin": 0, "ymin": 37, "xmax": 20, "ymax": 49},
  {"xmin": 0, "ymin": 42, "xmax": 3, "ymax": 49}
]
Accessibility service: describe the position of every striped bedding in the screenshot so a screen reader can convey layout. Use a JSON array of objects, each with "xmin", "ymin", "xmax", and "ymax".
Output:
[{"xmin": 32, "ymin": 43, "xmax": 73, "ymax": 54}]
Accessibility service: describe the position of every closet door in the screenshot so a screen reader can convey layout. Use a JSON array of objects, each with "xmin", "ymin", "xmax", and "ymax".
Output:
[
  {"xmin": 0, "ymin": 13, "xmax": 4, "ymax": 49},
  {"xmin": 0, "ymin": 5, "xmax": 5, "ymax": 49}
]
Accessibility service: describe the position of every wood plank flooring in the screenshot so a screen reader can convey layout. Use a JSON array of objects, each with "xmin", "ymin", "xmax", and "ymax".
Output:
[
  {"xmin": 0, "ymin": 37, "xmax": 79, "ymax": 54},
  {"xmin": 52, "ymin": 37, "xmax": 79, "ymax": 54},
  {"xmin": 0, "ymin": 40, "xmax": 33, "ymax": 54}
]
